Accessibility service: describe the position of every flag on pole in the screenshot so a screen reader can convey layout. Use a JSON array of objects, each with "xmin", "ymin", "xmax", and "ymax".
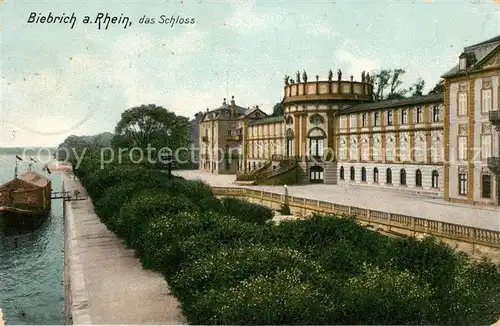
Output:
[
  {"xmin": 43, "ymin": 164, "xmax": 52, "ymax": 175},
  {"xmin": 15, "ymin": 155, "xmax": 23, "ymax": 161}
]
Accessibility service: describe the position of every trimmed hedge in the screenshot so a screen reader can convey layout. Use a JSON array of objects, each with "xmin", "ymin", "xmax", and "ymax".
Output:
[
  {"xmin": 219, "ymin": 197, "xmax": 273, "ymax": 224},
  {"xmin": 70, "ymin": 151, "xmax": 500, "ymax": 325}
]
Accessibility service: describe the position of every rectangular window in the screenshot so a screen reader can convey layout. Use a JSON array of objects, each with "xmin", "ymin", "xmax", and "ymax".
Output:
[
  {"xmin": 417, "ymin": 108, "xmax": 424, "ymax": 123},
  {"xmin": 458, "ymin": 93, "xmax": 467, "ymax": 116},
  {"xmin": 374, "ymin": 112, "xmax": 380, "ymax": 126},
  {"xmin": 309, "ymin": 139, "xmax": 324, "ymax": 157},
  {"xmin": 482, "ymin": 89, "xmax": 492, "ymax": 113},
  {"xmin": 401, "ymin": 110, "xmax": 407, "ymax": 125},
  {"xmin": 482, "ymin": 174, "xmax": 491, "ymax": 198},
  {"xmin": 387, "ymin": 111, "xmax": 393, "ymax": 126},
  {"xmin": 362, "ymin": 113, "xmax": 367, "ymax": 127},
  {"xmin": 481, "ymin": 134, "xmax": 491, "ymax": 160},
  {"xmin": 286, "ymin": 139, "xmax": 293, "ymax": 157},
  {"xmin": 350, "ymin": 115, "xmax": 356, "ymax": 128},
  {"xmin": 432, "ymin": 106, "xmax": 440, "ymax": 122},
  {"xmin": 458, "ymin": 173, "xmax": 467, "ymax": 196},
  {"xmin": 458, "ymin": 136, "xmax": 467, "ymax": 161}
]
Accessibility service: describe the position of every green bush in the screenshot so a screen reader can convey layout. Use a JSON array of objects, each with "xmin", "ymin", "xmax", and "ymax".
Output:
[
  {"xmin": 438, "ymin": 258, "xmax": 500, "ymax": 325},
  {"xmin": 273, "ymin": 214, "xmax": 378, "ymax": 251},
  {"xmin": 338, "ymin": 264, "xmax": 432, "ymax": 325},
  {"xmin": 219, "ymin": 197, "xmax": 274, "ymax": 224},
  {"xmin": 72, "ymin": 157, "xmax": 500, "ymax": 325},
  {"xmin": 170, "ymin": 244, "xmax": 324, "ymax": 302},
  {"xmin": 280, "ymin": 203, "xmax": 291, "ymax": 215},
  {"xmin": 163, "ymin": 178, "xmax": 220, "ymax": 212},
  {"xmin": 389, "ymin": 236, "xmax": 467, "ymax": 288},
  {"xmin": 114, "ymin": 189, "xmax": 198, "ymax": 247},
  {"xmin": 138, "ymin": 211, "xmax": 270, "ymax": 274},
  {"xmin": 93, "ymin": 182, "xmax": 140, "ymax": 225},
  {"xmin": 188, "ymin": 269, "xmax": 327, "ymax": 325},
  {"xmin": 84, "ymin": 165, "xmax": 165, "ymax": 200}
]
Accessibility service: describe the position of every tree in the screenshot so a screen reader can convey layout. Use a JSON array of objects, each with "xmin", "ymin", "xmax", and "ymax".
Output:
[
  {"xmin": 373, "ymin": 69, "xmax": 391, "ymax": 101},
  {"xmin": 389, "ymin": 69, "xmax": 406, "ymax": 97},
  {"xmin": 113, "ymin": 104, "xmax": 190, "ymax": 152},
  {"xmin": 56, "ymin": 132, "xmax": 113, "ymax": 161},
  {"xmin": 408, "ymin": 78, "xmax": 425, "ymax": 97},
  {"xmin": 271, "ymin": 102, "xmax": 285, "ymax": 117},
  {"xmin": 428, "ymin": 79, "xmax": 444, "ymax": 95},
  {"xmin": 373, "ymin": 69, "xmax": 418, "ymax": 100}
]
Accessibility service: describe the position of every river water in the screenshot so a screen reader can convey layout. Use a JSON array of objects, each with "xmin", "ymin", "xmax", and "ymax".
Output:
[{"xmin": 0, "ymin": 154, "xmax": 64, "ymax": 325}]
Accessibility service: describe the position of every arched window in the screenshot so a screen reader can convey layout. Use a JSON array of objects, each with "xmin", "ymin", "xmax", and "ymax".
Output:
[
  {"xmin": 415, "ymin": 169, "xmax": 422, "ymax": 187},
  {"xmin": 432, "ymin": 170, "xmax": 439, "ymax": 188},
  {"xmin": 361, "ymin": 167, "xmax": 367, "ymax": 182},
  {"xmin": 286, "ymin": 115, "xmax": 293, "ymax": 125},
  {"xmin": 340, "ymin": 166, "xmax": 344, "ymax": 180},
  {"xmin": 400, "ymin": 169, "xmax": 407, "ymax": 185},
  {"xmin": 310, "ymin": 166, "xmax": 324, "ymax": 184},
  {"xmin": 308, "ymin": 128, "xmax": 326, "ymax": 157},
  {"xmin": 373, "ymin": 168, "xmax": 379, "ymax": 183},
  {"xmin": 350, "ymin": 166, "xmax": 355, "ymax": 181},
  {"xmin": 386, "ymin": 168, "xmax": 392, "ymax": 184}
]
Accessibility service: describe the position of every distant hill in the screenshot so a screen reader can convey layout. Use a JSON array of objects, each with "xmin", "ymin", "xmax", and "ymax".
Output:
[{"xmin": 56, "ymin": 132, "xmax": 114, "ymax": 160}]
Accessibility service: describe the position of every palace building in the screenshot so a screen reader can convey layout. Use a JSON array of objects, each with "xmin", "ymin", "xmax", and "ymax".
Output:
[
  {"xmin": 198, "ymin": 36, "xmax": 500, "ymax": 206},
  {"xmin": 442, "ymin": 36, "xmax": 500, "ymax": 206}
]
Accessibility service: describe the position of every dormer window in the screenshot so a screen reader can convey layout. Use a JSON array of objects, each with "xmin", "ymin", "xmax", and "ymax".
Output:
[{"xmin": 459, "ymin": 57, "xmax": 466, "ymax": 70}]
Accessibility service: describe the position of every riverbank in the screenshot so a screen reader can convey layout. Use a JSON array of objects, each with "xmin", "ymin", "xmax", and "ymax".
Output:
[{"xmin": 63, "ymin": 173, "xmax": 185, "ymax": 324}]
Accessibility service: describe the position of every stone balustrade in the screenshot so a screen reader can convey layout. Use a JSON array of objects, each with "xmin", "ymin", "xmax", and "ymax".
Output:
[{"xmin": 212, "ymin": 186, "xmax": 500, "ymax": 251}]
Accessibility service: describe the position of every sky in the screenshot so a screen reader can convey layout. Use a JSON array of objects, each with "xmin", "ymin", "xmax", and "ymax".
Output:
[{"xmin": 0, "ymin": 0, "xmax": 499, "ymax": 147}]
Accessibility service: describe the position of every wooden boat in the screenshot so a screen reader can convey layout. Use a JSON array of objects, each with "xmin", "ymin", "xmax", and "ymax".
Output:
[
  {"xmin": 0, "ymin": 171, "xmax": 52, "ymax": 217},
  {"xmin": 0, "ymin": 156, "xmax": 53, "ymax": 234},
  {"xmin": 0, "ymin": 170, "xmax": 52, "ymax": 234}
]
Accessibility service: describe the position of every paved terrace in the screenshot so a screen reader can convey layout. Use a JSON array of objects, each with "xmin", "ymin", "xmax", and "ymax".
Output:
[{"xmin": 175, "ymin": 170, "xmax": 500, "ymax": 232}]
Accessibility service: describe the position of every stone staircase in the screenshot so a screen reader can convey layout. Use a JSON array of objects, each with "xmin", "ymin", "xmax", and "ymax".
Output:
[
  {"xmin": 254, "ymin": 159, "xmax": 298, "ymax": 183},
  {"xmin": 235, "ymin": 160, "xmax": 272, "ymax": 182}
]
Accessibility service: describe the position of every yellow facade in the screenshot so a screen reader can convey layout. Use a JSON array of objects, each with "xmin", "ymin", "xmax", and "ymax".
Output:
[{"xmin": 199, "ymin": 36, "xmax": 500, "ymax": 206}]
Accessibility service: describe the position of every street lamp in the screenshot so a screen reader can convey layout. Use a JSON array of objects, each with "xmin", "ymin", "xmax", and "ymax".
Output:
[{"xmin": 160, "ymin": 153, "xmax": 173, "ymax": 179}]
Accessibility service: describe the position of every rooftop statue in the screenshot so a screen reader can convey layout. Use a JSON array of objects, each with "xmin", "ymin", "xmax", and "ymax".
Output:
[
  {"xmin": 328, "ymin": 69, "xmax": 333, "ymax": 81},
  {"xmin": 302, "ymin": 70, "xmax": 308, "ymax": 83},
  {"xmin": 337, "ymin": 69, "xmax": 342, "ymax": 81},
  {"xmin": 296, "ymin": 70, "xmax": 301, "ymax": 83}
]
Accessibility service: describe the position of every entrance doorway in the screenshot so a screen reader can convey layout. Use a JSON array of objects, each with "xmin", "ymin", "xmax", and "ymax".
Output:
[{"xmin": 309, "ymin": 166, "xmax": 324, "ymax": 184}]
